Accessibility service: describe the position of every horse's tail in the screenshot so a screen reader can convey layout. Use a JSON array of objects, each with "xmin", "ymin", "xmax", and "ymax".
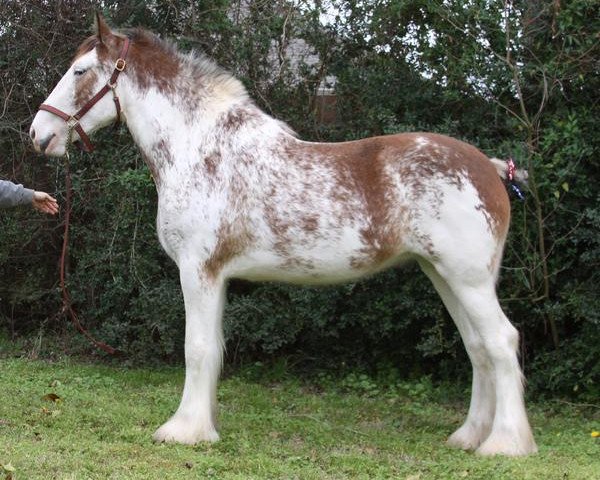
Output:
[{"xmin": 489, "ymin": 157, "xmax": 529, "ymax": 185}]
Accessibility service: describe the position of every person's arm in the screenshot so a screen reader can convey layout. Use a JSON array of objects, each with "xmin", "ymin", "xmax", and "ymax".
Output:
[
  {"xmin": 0, "ymin": 180, "xmax": 58, "ymax": 214},
  {"xmin": 0, "ymin": 180, "xmax": 34, "ymax": 208}
]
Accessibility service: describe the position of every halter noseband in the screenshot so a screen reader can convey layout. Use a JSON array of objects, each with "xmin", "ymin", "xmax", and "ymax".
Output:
[{"xmin": 39, "ymin": 37, "xmax": 130, "ymax": 153}]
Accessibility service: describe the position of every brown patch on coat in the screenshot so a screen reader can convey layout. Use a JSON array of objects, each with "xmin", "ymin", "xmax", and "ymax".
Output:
[
  {"xmin": 300, "ymin": 215, "xmax": 319, "ymax": 233},
  {"xmin": 263, "ymin": 198, "xmax": 292, "ymax": 258},
  {"xmin": 204, "ymin": 223, "xmax": 253, "ymax": 279},
  {"xmin": 152, "ymin": 138, "xmax": 174, "ymax": 167},
  {"xmin": 192, "ymin": 151, "xmax": 221, "ymax": 188},
  {"xmin": 115, "ymin": 29, "xmax": 180, "ymax": 94},
  {"xmin": 74, "ymin": 70, "xmax": 99, "ymax": 109},
  {"xmin": 203, "ymin": 152, "xmax": 220, "ymax": 177},
  {"xmin": 283, "ymin": 257, "xmax": 315, "ymax": 271},
  {"xmin": 218, "ymin": 107, "xmax": 261, "ymax": 133}
]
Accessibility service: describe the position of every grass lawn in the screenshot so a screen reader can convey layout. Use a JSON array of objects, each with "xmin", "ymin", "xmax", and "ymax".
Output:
[{"xmin": 0, "ymin": 357, "xmax": 598, "ymax": 479}]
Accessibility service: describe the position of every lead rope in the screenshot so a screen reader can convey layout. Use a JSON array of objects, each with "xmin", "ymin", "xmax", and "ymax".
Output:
[{"xmin": 60, "ymin": 128, "xmax": 118, "ymax": 355}]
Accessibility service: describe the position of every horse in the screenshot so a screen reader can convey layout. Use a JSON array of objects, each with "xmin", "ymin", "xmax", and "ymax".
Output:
[{"xmin": 30, "ymin": 14, "xmax": 537, "ymax": 456}]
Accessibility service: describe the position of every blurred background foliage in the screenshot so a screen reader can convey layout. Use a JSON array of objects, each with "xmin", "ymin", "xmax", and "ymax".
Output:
[{"xmin": 0, "ymin": 0, "xmax": 598, "ymax": 399}]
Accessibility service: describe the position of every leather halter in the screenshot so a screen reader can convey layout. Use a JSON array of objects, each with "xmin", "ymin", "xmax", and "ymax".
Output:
[{"xmin": 39, "ymin": 37, "xmax": 130, "ymax": 153}]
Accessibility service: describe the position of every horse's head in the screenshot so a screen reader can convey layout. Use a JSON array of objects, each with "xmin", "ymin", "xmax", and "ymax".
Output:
[{"xmin": 30, "ymin": 14, "xmax": 129, "ymax": 156}]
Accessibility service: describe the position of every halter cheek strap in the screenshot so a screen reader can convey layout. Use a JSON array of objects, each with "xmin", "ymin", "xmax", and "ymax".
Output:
[{"xmin": 39, "ymin": 37, "xmax": 130, "ymax": 153}]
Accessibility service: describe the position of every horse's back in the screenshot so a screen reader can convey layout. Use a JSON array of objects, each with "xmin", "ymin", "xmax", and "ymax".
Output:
[{"xmin": 292, "ymin": 131, "xmax": 510, "ymax": 241}]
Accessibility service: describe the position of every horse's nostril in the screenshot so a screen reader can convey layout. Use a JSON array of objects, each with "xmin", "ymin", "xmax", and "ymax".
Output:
[
  {"xmin": 39, "ymin": 133, "xmax": 56, "ymax": 153},
  {"xmin": 30, "ymin": 128, "xmax": 36, "ymax": 140}
]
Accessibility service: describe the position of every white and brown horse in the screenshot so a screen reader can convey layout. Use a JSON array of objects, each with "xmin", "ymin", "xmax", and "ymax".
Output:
[{"xmin": 30, "ymin": 15, "xmax": 536, "ymax": 456}]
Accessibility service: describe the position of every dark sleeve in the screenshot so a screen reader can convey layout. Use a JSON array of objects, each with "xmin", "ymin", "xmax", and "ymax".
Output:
[{"xmin": 0, "ymin": 180, "xmax": 35, "ymax": 208}]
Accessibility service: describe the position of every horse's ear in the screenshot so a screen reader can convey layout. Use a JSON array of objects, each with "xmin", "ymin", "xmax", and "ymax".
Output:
[{"xmin": 95, "ymin": 12, "xmax": 112, "ymax": 43}]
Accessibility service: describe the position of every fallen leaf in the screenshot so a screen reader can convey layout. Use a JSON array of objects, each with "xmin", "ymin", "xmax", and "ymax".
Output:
[
  {"xmin": 42, "ymin": 393, "xmax": 61, "ymax": 403},
  {"xmin": 591, "ymin": 431, "xmax": 600, "ymax": 438}
]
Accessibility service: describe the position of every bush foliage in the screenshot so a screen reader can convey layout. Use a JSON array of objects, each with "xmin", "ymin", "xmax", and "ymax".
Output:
[{"xmin": 1, "ymin": 0, "xmax": 598, "ymax": 399}]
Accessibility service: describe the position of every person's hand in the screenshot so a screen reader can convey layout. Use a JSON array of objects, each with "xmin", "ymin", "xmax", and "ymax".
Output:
[{"xmin": 32, "ymin": 191, "xmax": 59, "ymax": 215}]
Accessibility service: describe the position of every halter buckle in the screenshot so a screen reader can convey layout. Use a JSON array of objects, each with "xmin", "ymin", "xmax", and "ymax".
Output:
[
  {"xmin": 66, "ymin": 116, "xmax": 79, "ymax": 129},
  {"xmin": 115, "ymin": 58, "xmax": 126, "ymax": 72}
]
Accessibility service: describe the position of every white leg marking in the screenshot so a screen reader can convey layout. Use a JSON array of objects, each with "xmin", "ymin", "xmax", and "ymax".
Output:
[
  {"xmin": 153, "ymin": 264, "xmax": 225, "ymax": 444},
  {"xmin": 444, "ymin": 275, "xmax": 537, "ymax": 456},
  {"xmin": 419, "ymin": 260, "xmax": 495, "ymax": 451}
]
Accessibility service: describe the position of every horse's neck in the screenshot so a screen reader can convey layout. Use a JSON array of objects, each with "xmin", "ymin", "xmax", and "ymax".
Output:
[
  {"xmin": 121, "ymin": 82, "xmax": 290, "ymax": 186},
  {"xmin": 124, "ymin": 87, "xmax": 224, "ymax": 162}
]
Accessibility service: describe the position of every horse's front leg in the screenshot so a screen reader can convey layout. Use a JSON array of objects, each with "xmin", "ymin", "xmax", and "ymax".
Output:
[{"xmin": 153, "ymin": 262, "xmax": 225, "ymax": 444}]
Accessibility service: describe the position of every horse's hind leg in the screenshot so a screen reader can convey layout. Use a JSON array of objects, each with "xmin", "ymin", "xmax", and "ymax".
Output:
[
  {"xmin": 418, "ymin": 260, "xmax": 495, "ymax": 450},
  {"xmin": 153, "ymin": 261, "xmax": 225, "ymax": 444},
  {"xmin": 424, "ymin": 259, "xmax": 537, "ymax": 456}
]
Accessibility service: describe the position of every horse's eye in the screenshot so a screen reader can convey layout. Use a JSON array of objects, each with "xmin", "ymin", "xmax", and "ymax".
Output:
[{"xmin": 74, "ymin": 68, "xmax": 87, "ymax": 77}]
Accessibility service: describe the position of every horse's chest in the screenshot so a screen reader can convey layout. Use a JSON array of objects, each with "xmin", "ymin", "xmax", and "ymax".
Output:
[{"xmin": 155, "ymin": 189, "xmax": 222, "ymax": 259}]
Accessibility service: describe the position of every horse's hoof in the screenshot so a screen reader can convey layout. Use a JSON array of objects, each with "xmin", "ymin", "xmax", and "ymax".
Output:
[
  {"xmin": 152, "ymin": 417, "xmax": 220, "ymax": 445},
  {"xmin": 475, "ymin": 431, "xmax": 537, "ymax": 457},
  {"xmin": 446, "ymin": 422, "xmax": 492, "ymax": 451}
]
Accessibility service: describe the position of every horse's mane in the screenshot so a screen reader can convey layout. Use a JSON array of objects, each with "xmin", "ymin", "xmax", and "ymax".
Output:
[
  {"xmin": 123, "ymin": 28, "xmax": 179, "ymax": 60},
  {"xmin": 122, "ymin": 28, "xmax": 248, "ymax": 102}
]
